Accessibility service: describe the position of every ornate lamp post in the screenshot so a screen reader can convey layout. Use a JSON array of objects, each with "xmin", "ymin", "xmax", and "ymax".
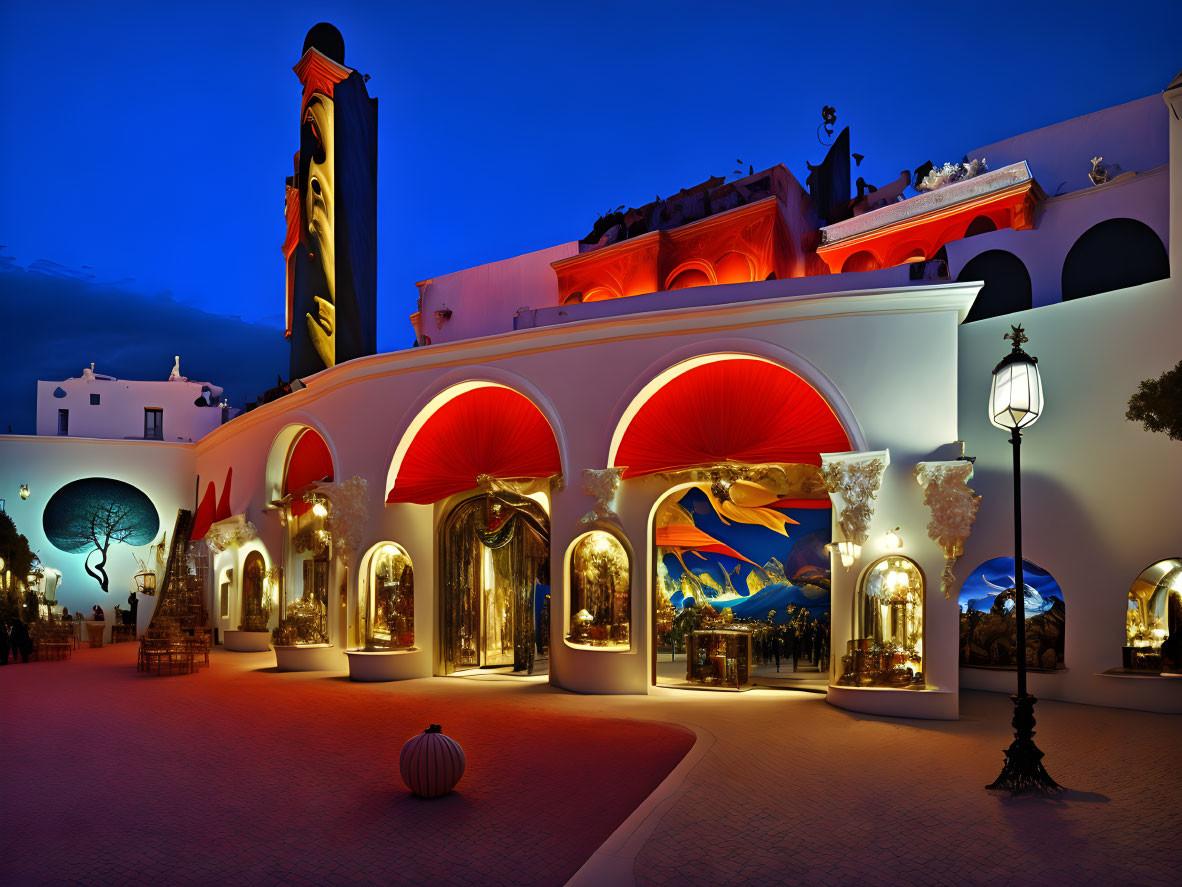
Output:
[{"xmin": 986, "ymin": 326, "xmax": 1061, "ymax": 792}]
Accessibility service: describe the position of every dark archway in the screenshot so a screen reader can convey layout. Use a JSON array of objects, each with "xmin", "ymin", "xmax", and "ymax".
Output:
[
  {"xmin": 957, "ymin": 250, "xmax": 1033, "ymax": 323},
  {"xmin": 1061, "ymin": 218, "xmax": 1169, "ymax": 301},
  {"xmin": 965, "ymin": 215, "xmax": 997, "ymax": 238}
]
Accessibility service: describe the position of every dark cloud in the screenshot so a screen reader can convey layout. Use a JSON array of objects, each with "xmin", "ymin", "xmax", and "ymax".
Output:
[{"xmin": 0, "ymin": 258, "xmax": 288, "ymax": 434}]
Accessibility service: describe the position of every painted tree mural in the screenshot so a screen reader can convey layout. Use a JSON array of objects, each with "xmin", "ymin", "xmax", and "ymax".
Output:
[{"xmin": 43, "ymin": 478, "xmax": 159, "ymax": 594}]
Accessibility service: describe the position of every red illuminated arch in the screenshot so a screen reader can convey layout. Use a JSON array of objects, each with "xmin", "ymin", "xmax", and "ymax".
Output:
[
  {"xmin": 285, "ymin": 428, "xmax": 335, "ymax": 516},
  {"xmin": 841, "ymin": 251, "xmax": 881, "ymax": 273},
  {"xmin": 387, "ymin": 384, "xmax": 562, "ymax": 505},
  {"xmin": 610, "ymin": 357, "xmax": 852, "ymax": 478}
]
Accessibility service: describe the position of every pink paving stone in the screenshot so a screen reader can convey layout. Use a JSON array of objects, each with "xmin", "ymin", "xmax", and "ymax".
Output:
[{"xmin": 0, "ymin": 643, "xmax": 692, "ymax": 886}]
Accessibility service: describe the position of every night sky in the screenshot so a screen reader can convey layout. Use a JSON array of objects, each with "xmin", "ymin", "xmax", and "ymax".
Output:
[{"xmin": 1, "ymin": 0, "xmax": 1179, "ymax": 431}]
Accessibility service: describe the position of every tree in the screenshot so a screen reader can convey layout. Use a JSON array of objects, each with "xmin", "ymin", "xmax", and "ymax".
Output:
[
  {"xmin": 0, "ymin": 511, "xmax": 36, "ymax": 620},
  {"xmin": 1127, "ymin": 359, "xmax": 1182, "ymax": 441},
  {"xmin": 43, "ymin": 478, "xmax": 159, "ymax": 594}
]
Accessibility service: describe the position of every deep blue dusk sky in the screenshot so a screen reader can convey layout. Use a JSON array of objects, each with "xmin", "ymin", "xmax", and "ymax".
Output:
[{"xmin": 1, "ymin": 1, "xmax": 1179, "ymax": 431}]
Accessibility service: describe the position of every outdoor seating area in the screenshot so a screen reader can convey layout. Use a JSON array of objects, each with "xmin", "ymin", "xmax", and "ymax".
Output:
[
  {"xmin": 136, "ymin": 618, "xmax": 211, "ymax": 676},
  {"xmin": 30, "ymin": 620, "xmax": 74, "ymax": 661}
]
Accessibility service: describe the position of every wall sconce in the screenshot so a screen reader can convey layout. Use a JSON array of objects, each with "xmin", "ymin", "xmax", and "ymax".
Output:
[
  {"xmin": 827, "ymin": 540, "xmax": 861, "ymax": 569},
  {"xmin": 883, "ymin": 528, "xmax": 902, "ymax": 550},
  {"xmin": 20, "ymin": 484, "xmax": 30, "ymax": 500}
]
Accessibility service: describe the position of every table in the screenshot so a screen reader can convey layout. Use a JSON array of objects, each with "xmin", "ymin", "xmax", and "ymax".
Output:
[{"xmin": 110, "ymin": 624, "xmax": 136, "ymax": 644}]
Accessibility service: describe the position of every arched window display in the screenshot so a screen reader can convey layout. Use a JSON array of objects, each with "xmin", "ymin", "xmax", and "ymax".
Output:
[
  {"xmin": 567, "ymin": 531, "xmax": 630, "ymax": 648},
  {"xmin": 275, "ymin": 495, "xmax": 331, "ymax": 645},
  {"xmin": 838, "ymin": 556, "xmax": 924, "ymax": 688},
  {"xmin": 240, "ymin": 551, "xmax": 269, "ymax": 631},
  {"xmin": 1124, "ymin": 558, "xmax": 1182, "ymax": 674},
  {"xmin": 958, "ymin": 557, "xmax": 1064, "ymax": 669},
  {"xmin": 364, "ymin": 544, "xmax": 415, "ymax": 649}
]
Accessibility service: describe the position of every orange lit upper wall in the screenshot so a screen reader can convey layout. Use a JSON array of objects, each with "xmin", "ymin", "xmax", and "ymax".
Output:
[
  {"xmin": 816, "ymin": 161, "xmax": 1045, "ymax": 274},
  {"xmin": 552, "ymin": 197, "xmax": 802, "ymax": 304}
]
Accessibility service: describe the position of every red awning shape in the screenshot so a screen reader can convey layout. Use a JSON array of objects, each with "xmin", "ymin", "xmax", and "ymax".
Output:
[
  {"xmin": 387, "ymin": 386, "xmax": 561, "ymax": 505},
  {"xmin": 215, "ymin": 467, "xmax": 233, "ymax": 522},
  {"xmin": 192, "ymin": 482, "xmax": 217, "ymax": 541},
  {"xmin": 613, "ymin": 358, "xmax": 851, "ymax": 478},
  {"xmin": 655, "ymin": 525, "xmax": 759, "ymax": 567},
  {"xmin": 285, "ymin": 429, "xmax": 335, "ymax": 516}
]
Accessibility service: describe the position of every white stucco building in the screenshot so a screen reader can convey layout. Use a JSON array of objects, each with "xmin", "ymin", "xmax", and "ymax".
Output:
[
  {"xmin": 35, "ymin": 358, "xmax": 226, "ymax": 442},
  {"xmin": 3, "ymin": 74, "xmax": 1179, "ymax": 718}
]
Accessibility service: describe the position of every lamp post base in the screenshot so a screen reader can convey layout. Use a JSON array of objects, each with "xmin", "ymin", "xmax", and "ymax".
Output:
[{"xmin": 987, "ymin": 694, "xmax": 1063, "ymax": 793}]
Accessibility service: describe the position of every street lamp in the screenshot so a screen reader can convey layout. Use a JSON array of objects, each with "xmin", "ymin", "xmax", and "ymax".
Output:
[{"xmin": 986, "ymin": 325, "xmax": 1061, "ymax": 793}]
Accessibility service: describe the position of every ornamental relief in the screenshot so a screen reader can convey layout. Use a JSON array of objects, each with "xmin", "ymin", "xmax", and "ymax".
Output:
[
  {"xmin": 915, "ymin": 460, "xmax": 981, "ymax": 598},
  {"xmin": 819, "ymin": 452, "xmax": 889, "ymax": 548}
]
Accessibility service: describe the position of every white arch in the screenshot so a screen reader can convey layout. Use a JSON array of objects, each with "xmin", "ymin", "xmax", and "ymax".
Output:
[
  {"xmin": 263, "ymin": 416, "xmax": 340, "ymax": 505},
  {"xmin": 605, "ymin": 339, "xmax": 867, "ymax": 471},
  {"xmin": 383, "ymin": 367, "xmax": 570, "ymax": 504}
]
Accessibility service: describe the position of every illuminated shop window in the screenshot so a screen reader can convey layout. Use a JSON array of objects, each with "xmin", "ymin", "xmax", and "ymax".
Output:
[
  {"xmin": 240, "ymin": 551, "xmax": 268, "ymax": 631},
  {"xmin": 838, "ymin": 556, "xmax": 924, "ymax": 688},
  {"xmin": 276, "ymin": 498, "xmax": 331, "ymax": 645},
  {"xmin": 364, "ymin": 543, "xmax": 414, "ymax": 649},
  {"xmin": 1124, "ymin": 558, "xmax": 1182, "ymax": 674},
  {"xmin": 958, "ymin": 557, "xmax": 1065, "ymax": 670},
  {"xmin": 568, "ymin": 531, "xmax": 630, "ymax": 648}
]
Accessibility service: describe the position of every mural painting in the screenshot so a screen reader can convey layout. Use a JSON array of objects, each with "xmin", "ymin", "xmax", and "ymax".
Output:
[
  {"xmin": 958, "ymin": 556, "xmax": 1065, "ymax": 670},
  {"xmin": 42, "ymin": 478, "xmax": 160, "ymax": 595},
  {"xmin": 655, "ymin": 484, "xmax": 831, "ymax": 686}
]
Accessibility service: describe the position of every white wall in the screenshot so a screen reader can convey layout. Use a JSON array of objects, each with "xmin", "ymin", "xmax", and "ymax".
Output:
[
  {"xmin": 956, "ymin": 277, "xmax": 1181, "ymax": 713},
  {"xmin": 415, "ymin": 242, "xmax": 578, "ymax": 345},
  {"xmin": 969, "ymin": 94, "xmax": 1167, "ymax": 199},
  {"xmin": 36, "ymin": 376, "xmax": 223, "ymax": 442},
  {"xmin": 944, "ymin": 169, "xmax": 1169, "ymax": 310}
]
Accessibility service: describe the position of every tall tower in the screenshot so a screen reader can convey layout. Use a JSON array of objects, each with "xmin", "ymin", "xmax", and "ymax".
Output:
[{"xmin": 283, "ymin": 23, "xmax": 378, "ymax": 379}]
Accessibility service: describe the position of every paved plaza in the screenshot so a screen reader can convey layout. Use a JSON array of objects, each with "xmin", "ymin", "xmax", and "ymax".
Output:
[{"xmin": 2, "ymin": 643, "xmax": 1179, "ymax": 886}]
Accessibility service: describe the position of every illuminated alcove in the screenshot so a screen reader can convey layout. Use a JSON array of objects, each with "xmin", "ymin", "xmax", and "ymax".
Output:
[
  {"xmin": 240, "ymin": 550, "xmax": 269, "ymax": 631},
  {"xmin": 1124, "ymin": 557, "xmax": 1182, "ymax": 674},
  {"xmin": 357, "ymin": 543, "xmax": 415, "ymax": 650},
  {"xmin": 441, "ymin": 492, "xmax": 550, "ymax": 675},
  {"xmin": 837, "ymin": 556, "xmax": 924, "ymax": 688},
  {"xmin": 271, "ymin": 427, "xmax": 335, "ymax": 646},
  {"xmin": 566, "ymin": 530, "xmax": 630, "ymax": 649},
  {"xmin": 958, "ymin": 557, "xmax": 1065, "ymax": 670}
]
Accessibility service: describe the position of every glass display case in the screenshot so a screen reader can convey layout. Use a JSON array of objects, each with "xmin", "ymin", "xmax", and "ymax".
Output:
[
  {"xmin": 567, "ymin": 531, "xmax": 630, "ymax": 648},
  {"xmin": 838, "ymin": 556, "xmax": 924, "ymax": 688},
  {"xmin": 686, "ymin": 628, "xmax": 751, "ymax": 689},
  {"xmin": 1124, "ymin": 558, "xmax": 1182, "ymax": 674},
  {"xmin": 365, "ymin": 543, "xmax": 415, "ymax": 649}
]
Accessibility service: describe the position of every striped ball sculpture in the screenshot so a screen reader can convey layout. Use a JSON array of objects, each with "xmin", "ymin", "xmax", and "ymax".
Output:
[{"xmin": 399, "ymin": 724, "xmax": 465, "ymax": 798}]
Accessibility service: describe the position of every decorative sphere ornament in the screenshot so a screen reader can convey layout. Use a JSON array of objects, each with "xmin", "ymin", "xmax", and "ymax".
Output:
[{"xmin": 399, "ymin": 724, "xmax": 465, "ymax": 798}]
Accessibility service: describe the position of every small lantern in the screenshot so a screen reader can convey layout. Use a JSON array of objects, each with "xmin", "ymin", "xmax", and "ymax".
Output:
[
  {"xmin": 135, "ymin": 569, "xmax": 156, "ymax": 594},
  {"xmin": 989, "ymin": 325, "xmax": 1043, "ymax": 431},
  {"xmin": 19, "ymin": 484, "xmax": 30, "ymax": 500},
  {"xmin": 312, "ymin": 499, "xmax": 329, "ymax": 519}
]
